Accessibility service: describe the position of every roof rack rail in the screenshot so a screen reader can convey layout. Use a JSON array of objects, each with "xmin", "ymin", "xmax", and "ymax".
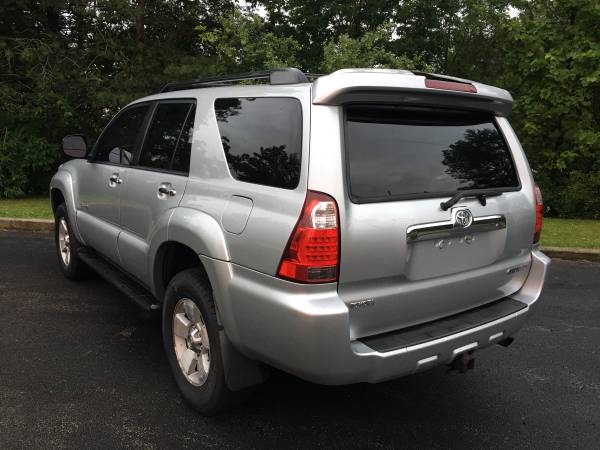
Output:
[{"xmin": 159, "ymin": 67, "xmax": 312, "ymax": 93}]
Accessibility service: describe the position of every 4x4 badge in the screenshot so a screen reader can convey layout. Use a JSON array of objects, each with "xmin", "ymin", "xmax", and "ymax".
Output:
[{"xmin": 454, "ymin": 208, "xmax": 473, "ymax": 228}]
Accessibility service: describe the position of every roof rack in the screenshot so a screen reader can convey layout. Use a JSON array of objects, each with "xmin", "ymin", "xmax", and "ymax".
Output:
[{"xmin": 159, "ymin": 67, "xmax": 314, "ymax": 93}]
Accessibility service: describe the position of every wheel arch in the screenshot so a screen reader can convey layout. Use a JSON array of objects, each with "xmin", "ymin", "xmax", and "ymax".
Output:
[
  {"xmin": 49, "ymin": 170, "xmax": 85, "ymax": 243},
  {"xmin": 152, "ymin": 240, "xmax": 209, "ymax": 301},
  {"xmin": 149, "ymin": 207, "xmax": 230, "ymax": 300},
  {"xmin": 50, "ymin": 188, "xmax": 65, "ymax": 213}
]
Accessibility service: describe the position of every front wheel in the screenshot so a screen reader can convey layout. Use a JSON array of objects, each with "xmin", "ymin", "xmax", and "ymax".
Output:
[
  {"xmin": 54, "ymin": 203, "xmax": 88, "ymax": 279},
  {"xmin": 162, "ymin": 268, "xmax": 235, "ymax": 415}
]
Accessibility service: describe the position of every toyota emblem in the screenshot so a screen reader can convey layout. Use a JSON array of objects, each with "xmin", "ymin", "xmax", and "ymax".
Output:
[{"xmin": 454, "ymin": 208, "xmax": 473, "ymax": 228}]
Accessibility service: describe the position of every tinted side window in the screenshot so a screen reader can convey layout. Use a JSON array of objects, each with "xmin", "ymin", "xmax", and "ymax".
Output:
[
  {"xmin": 94, "ymin": 105, "xmax": 149, "ymax": 164},
  {"xmin": 138, "ymin": 102, "xmax": 193, "ymax": 171},
  {"xmin": 171, "ymin": 104, "xmax": 196, "ymax": 173},
  {"xmin": 214, "ymin": 97, "xmax": 302, "ymax": 189},
  {"xmin": 345, "ymin": 105, "xmax": 519, "ymax": 202}
]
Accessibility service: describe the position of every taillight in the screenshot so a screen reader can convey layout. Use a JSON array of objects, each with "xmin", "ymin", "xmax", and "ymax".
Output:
[
  {"xmin": 533, "ymin": 184, "xmax": 543, "ymax": 244},
  {"xmin": 277, "ymin": 191, "xmax": 339, "ymax": 283}
]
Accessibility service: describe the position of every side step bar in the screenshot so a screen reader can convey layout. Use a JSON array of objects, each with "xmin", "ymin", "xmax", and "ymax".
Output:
[{"xmin": 77, "ymin": 247, "xmax": 160, "ymax": 312}]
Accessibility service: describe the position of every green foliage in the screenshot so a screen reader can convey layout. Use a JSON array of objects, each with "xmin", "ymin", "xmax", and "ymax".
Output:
[
  {"xmin": 539, "ymin": 171, "xmax": 600, "ymax": 220},
  {"xmin": 0, "ymin": 0, "xmax": 235, "ymax": 197},
  {"xmin": 322, "ymin": 26, "xmax": 428, "ymax": 72},
  {"xmin": 499, "ymin": 0, "xmax": 600, "ymax": 218},
  {"xmin": 0, "ymin": 0, "xmax": 598, "ymax": 218},
  {"xmin": 391, "ymin": 0, "xmax": 515, "ymax": 79},
  {"xmin": 197, "ymin": 9, "xmax": 301, "ymax": 72},
  {"xmin": 255, "ymin": 0, "xmax": 397, "ymax": 70},
  {"xmin": 0, "ymin": 129, "xmax": 57, "ymax": 198}
]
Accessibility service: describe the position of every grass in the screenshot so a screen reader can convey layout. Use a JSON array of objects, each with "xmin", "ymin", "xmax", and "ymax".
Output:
[
  {"xmin": 0, "ymin": 197, "xmax": 599, "ymax": 249},
  {"xmin": 540, "ymin": 218, "xmax": 600, "ymax": 249},
  {"xmin": 0, "ymin": 196, "xmax": 53, "ymax": 220}
]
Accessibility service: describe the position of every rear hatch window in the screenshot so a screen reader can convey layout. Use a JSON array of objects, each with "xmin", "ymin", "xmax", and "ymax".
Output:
[{"xmin": 345, "ymin": 105, "xmax": 520, "ymax": 203}]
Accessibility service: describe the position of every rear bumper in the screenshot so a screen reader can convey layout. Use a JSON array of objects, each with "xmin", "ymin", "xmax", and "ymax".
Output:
[{"xmin": 203, "ymin": 249, "xmax": 550, "ymax": 385}]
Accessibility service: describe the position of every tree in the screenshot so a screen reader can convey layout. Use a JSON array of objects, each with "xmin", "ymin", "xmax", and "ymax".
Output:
[
  {"xmin": 0, "ymin": 0, "xmax": 234, "ymax": 197},
  {"xmin": 500, "ymin": 0, "xmax": 600, "ymax": 217},
  {"xmin": 254, "ymin": 0, "xmax": 397, "ymax": 70},
  {"xmin": 322, "ymin": 26, "xmax": 429, "ymax": 72},
  {"xmin": 392, "ymin": 0, "xmax": 514, "ymax": 79},
  {"xmin": 197, "ymin": 9, "xmax": 300, "ymax": 73},
  {"xmin": 0, "ymin": 0, "xmax": 598, "ymax": 218}
]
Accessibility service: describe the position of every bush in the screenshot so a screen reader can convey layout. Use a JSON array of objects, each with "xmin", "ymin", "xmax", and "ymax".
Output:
[
  {"xmin": 0, "ymin": 128, "xmax": 59, "ymax": 198},
  {"xmin": 538, "ymin": 171, "xmax": 600, "ymax": 220}
]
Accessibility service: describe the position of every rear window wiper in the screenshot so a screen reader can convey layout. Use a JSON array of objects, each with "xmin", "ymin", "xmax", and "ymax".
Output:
[{"xmin": 440, "ymin": 191, "xmax": 502, "ymax": 211}]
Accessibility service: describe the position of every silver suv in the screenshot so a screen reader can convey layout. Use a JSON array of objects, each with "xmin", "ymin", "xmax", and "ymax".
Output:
[{"xmin": 51, "ymin": 68, "xmax": 550, "ymax": 414}]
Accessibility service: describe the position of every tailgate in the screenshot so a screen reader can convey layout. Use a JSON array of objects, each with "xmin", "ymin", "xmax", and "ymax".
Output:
[{"xmin": 337, "ymin": 104, "xmax": 535, "ymax": 339}]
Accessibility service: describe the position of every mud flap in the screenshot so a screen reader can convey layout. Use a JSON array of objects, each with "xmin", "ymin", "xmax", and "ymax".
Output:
[{"xmin": 219, "ymin": 329, "xmax": 269, "ymax": 391}]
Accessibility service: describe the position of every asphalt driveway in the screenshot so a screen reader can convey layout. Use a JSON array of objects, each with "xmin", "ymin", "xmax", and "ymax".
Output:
[{"xmin": 0, "ymin": 231, "xmax": 598, "ymax": 449}]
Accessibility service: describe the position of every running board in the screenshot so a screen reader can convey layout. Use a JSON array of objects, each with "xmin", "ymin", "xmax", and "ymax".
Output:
[{"xmin": 77, "ymin": 247, "xmax": 160, "ymax": 312}]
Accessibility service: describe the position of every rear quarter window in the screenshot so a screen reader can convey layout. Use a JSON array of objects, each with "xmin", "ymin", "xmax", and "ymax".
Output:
[
  {"xmin": 345, "ymin": 105, "xmax": 520, "ymax": 203},
  {"xmin": 214, "ymin": 97, "xmax": 302, "ymax": 189}
]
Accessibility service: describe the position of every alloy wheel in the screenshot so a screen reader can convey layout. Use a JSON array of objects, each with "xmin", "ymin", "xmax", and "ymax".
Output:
[
  {"xmin": 58, "ymin": 218, "xmax": 71, "ymax": 266},
  {"xmin": 172, "ymin": 298, "xmax": 211, "ymax": 386}
]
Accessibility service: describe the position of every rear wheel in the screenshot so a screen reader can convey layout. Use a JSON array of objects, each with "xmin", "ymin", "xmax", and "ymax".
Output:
[
  {"xmin": 54, "ymin": 203, "xmax": 87, "ymax": 279},
  {"xmin": 162, "ymin": 268, "xmax": 235, "ymax": 414}
]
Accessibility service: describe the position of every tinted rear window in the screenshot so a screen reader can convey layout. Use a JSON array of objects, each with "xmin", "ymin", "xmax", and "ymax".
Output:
[
  {"xmin": 345, "ymin": 105, "xmax": 519, "ymax": 202},
  {"xmin": 214, "ymin": 97, "xmax": 302, "ymax": 189},
  {"xmin": 139, "ymin": 102, "xmax": 194, "ymax": 172}
]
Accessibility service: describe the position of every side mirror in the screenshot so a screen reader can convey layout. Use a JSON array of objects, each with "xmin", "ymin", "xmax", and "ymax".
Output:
[{"xmin": 61, "ymin": 134, "xmax": 88, "ymax": 158}]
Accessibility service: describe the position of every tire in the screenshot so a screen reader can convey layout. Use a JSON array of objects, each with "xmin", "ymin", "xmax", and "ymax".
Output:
[
  {"xmin": 162, "ymin": 268, "xmax": 235, "ymax": 415},
  {"xmin": 54, "ymin": 203, "xmax": 88, "ymax": 279}
]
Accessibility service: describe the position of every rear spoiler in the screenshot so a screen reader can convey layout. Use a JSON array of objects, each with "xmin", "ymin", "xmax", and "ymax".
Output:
[{"xmin": 312, "ymin": 69, "xmax": 513, "ymax": 117}]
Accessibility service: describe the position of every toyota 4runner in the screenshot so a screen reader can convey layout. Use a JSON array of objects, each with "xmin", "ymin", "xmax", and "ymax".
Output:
[{"xmin": 51, "ymin": 68, "xmax": 550, "ymax": 414}]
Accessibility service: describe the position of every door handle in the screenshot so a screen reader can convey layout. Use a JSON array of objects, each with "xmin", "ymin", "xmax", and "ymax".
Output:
[
  {"xmin": 109, "ymin": 173, "xmax": 123, "ymax": 185},
  {"xmin": 158, "ymin": 183, "xmax": 176, "ymax": 197}
]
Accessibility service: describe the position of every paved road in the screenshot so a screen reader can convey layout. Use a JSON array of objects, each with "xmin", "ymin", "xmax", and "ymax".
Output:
[{"xmin": 0, "ymin": 231, "xmax": 598, "ymax": 449}]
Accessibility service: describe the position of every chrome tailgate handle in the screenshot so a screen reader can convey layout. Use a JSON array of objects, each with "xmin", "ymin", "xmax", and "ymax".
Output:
[{"xmin": 407, "ymin": 214, "xmax": 506, "ymax": 243}]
